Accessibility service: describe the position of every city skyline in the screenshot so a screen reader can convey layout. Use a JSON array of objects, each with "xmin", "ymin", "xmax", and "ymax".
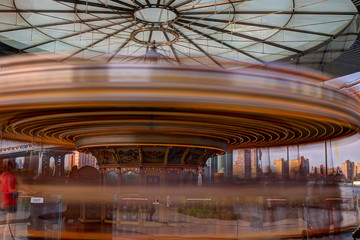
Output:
[
  {"xmin": 233, "ymin": 133, "xmax": 360, "ymax": 169},
  {"xmin": 233, "ymin": 133, "xmax": 360, "ymax": 180}
]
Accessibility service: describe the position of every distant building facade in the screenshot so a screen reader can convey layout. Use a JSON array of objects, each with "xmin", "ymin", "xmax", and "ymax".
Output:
[
  {"xmin": 235, "ymin": 149, "xmax": 260, "ymax": 179},
  {"xmin": 311, "ymin": 166, "xmax": 318, "ymax": 175},
  {"xmin": 290, "ymin": 156, "xmax": 309, "ymax": 179},
  {"xmin": 65, "ymin": 151, "xmax": 97, "ymax": 169},
  {"xmin": 355, "ymin": 162, "xmax": 360, "ymax": 179},
  {"xmin": 274, "ymin": 158, "xmax": 289, "ymax": 180},
  {"xmin": 342, "ymin": 159, "xmax": 355, "ymax": 180}
]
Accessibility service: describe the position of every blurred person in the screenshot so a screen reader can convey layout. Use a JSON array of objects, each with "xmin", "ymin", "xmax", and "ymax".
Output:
[
  {"xmin": 306, "ymin": 176, "xmax": 342, "ymax": 238},
  {"xmin": 64, "ymin": 166, "xmax": 80, "ymax": 223},
  {"xmin": 325, "ymin": 174, "xmax": 342, "ymax": 238},
  {"xmin": 250, "ymin": 197, "xmax": 263, "ymax": 229},
  {"xmin": 0, "ymin": 160, "xmax": 18, "ymax": 239},
  {"xmin": 148, "ymin": 200, "xmax": 156, "ymax": 221},
  {"xmin": 307, "ymin": 180, "xmax": 329, "ymax": 237},
  {"xmin": 266, "ymin": 197, "xmax": 275, "ymax": 223}
]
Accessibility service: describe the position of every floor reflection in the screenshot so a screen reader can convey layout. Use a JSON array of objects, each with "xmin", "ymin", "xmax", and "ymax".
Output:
[{"xmin": 0, "ymin": 182, "xmax": 359, "ymax": 239}]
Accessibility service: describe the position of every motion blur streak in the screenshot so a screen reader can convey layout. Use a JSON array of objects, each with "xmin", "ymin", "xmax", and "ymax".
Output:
[{"xmin": 0, "ymin": 55, "xmax": 359, "ymax": 151}]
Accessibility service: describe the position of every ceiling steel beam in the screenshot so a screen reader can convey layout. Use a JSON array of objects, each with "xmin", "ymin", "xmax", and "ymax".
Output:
[
  {"xmin": 106, "ymin": 38, "xmax": 131, "ymax": 63},
  {"xmin": 108, "ymin": 0, "xmax": 138, "ymax": 9},
  {"xmin": 146, "ymin": 25, "xmax": 154, "ymax": 52},
  {"xmin": 173, "ymin": 25, "xmax": 223, "ymax": 68},
  {"xmin": 176, "ymin": 21, "xmax": 265, "ymax": 64},
  {"xmin": 54, "ymin": 0, "xmax": 134, "ymax": 12},
  {"xmin": 19, "ymin": 19, "xmax": 133, "ymax": 52},
  {"xmin": 62, "ymin": 22, "xmax": 136, "ymax": 61},
  {"xmin": 161, "ymin": 24, "xmax": 180, "ymax": 64},
  {"xmin": 177, "ymin": 0, "xmax": 248, "ymax": 12},
  {"xmin": 129, "ymin": 0, "xmax": 145, "ymax": 7},
  {"xmin": 0, "ymin": 9, "xmax": 132, "ymax": 14},
  {"xmin": 172, "ymin": 44, "xmax": 212, "ymax": 67},
  {"xmin": 144, "ymin": 0, "xmax": 151, "ymax": 7},
  {"xmin": 177, "ymin": 19, "xmax": 303, "ymax": 54},
  {"xmin": 181, "ymin": 11, "xmax": 357, "ymax": 15},
  {"xmin": 172, "ymin": 0, "xmax": 193, "ymax": 9},
  {"xmin": 0, "ymin": 16, "xmax": 125, "ymax": 34},
  {"xmin": 182, "ymin": 16, "xmax": 334, "ymax": 37},
  {"xmin": 165, "ymin": 0, "xmax": 176, "ymax": 8}
]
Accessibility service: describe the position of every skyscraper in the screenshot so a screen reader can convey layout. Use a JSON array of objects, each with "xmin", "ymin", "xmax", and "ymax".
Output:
[
  {"xmin": 236, "ymin": 149, "xmax": 260, "ymax": 179},
  {"xmin": 341, "ymin": 160, "xmax": 355, "ymax": 180},
  {"xmin": 290, "ymin": 156, "xmax": 309, "ymax": 179},
  {"xmin": 274, "ymin": 158, "xmax": 289, "ymax": 180},
  {"xmin": 311, "ymin": 166, "xmax": 318, "ymax": 175},
  {"xmin": 319, "ymin": 164, "xmax": 326, "ymax": 177},
  {"xmin": 355, "ymin": 162, "xmax": 360, "ymax": 178}
]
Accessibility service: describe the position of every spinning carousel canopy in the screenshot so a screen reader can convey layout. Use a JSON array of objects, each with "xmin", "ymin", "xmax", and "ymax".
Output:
[{"xmin": 0, "ymin": 55, "xmax": 359, "ymax": 153}]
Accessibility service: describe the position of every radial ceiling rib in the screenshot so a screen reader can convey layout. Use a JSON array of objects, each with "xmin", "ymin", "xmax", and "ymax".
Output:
[
  {"xmin": 144, "ymin": 0, "xmax": 151, "ymax": 7},
  {"xmin": 120, "ymin": 43, "xmax": 146, "ymax": 62},
  {"xmin": 109, "ymin": 23, "xmax": 147, "ymax": 63},
  {"xmin": 156, "ymin": 48, "xmax": 175, "ymax": 62},
  {"xmin": 175, "ymin": 21, "xmax": 265, "ymax": 64},
  {"xmin": 181, "ymin": 16, "xmax": 334, "ymax": 37},
  {"xmin": 54, "ymin": 0, "xmax": 135, "ymax": 12},
  {"xmin": 159, "ymin": 24, "xmax": 180, "ymax": 64},
  {"xmin": 172, "ymin": 44, "xmax": 209, "ymax": 67},
  {"xmin": 181, "ymin": 11, "xmax": 357, "ymax": 15},
  {"xmin": 0, "ymin": 16, "xmax": 125, "ymax": 34},
  {"xmin": 12, "ymin": 0, "xmax": 111, "ymax": 54},
  {"xmin": 165, "ymin": 38, "xmax": 181, "ymax": 64},
  {"xmin": 172, "ymin": 0, "xmax": 194, "ymax": 9},
  {"xmin": 62, "ymin": 22, "xmax": 136, "ymax": 61},
  {"xmin": 177, "ymin": 0, "xmax": 246, "ymax": 12},
  {"xmin": 19, "ymin": 19, "xmax": 133, "ymax": 52},
  {"xmin": 173, "ymin": 25, "xmax": 223, "ymax": 68},
  {"xmin": 162, "ymin": 32, "xmax": 180, "ymax": 64},
  {"xmin": 177, "ymin": 19, "xmax": 303, "ymax": 54},
  {"xmin": 108, "ymin": 0, "xmax": 141, "ymax": 9},
  {"xmin": 126, "ymin": 0, "xmax": 144, "ymax": 7},
  {"xmin": 106, "ymin": 38, "xmax": 131, "ymax": 63},
  {"xmin": 0, "ymin": 9, "xmax": 131, "ymax": 14},
  {"xmin": 146, "ymin": 26, "xmax": 154, "ymax": 52},
  {"xmin": 165, "ymin": 0, "xmax": 176, "ymax": 7}
]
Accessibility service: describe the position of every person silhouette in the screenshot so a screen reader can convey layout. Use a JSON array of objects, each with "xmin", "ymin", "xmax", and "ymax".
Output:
[
  {"xmin": 64, "ymin": 165, "xmax": 80, "ymax": 223},
  {"xmin": 0, "ymin": 160, "xmax": 18, "ymax": 239}
]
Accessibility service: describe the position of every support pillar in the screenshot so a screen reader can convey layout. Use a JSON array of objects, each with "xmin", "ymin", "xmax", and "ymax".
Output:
[
  {"xmin": 54, "ymin": 153, "xmax": 66, "ymax": 177},
  {"xmin": 224, "ymin": 150, "xmax": 233, "ymax": 182},
  {"xmin": 41, "ymin": 153, "xmax": 50, "ymax": 176},
  {"xmin": 179, "ymin": 170, "xmax": 184, "ymax": 186},
  {"xmin": 139, "ymin": 167, "xmax": 146, "ymax": 185},
  {"xmin": 217, "ymin": 155, "xmax": 225, "ymax": 173},
  {"xmin": 192, "ymin": 171, "xmax": 198, "ymax": 185},
  {"xmin": 118, "ymin": 167, "xmax": 122, "ymax": 186},
  {"xmin": 206, "ymin": 157, "xmax": 216, "ymax": 184},
  {"xmin": 160, "ymin": 168, "xmax": 166, "ymax": 185},
  {"xmin": 29, "ymin": 152, "xmax": 40, "ymax": 176},
  {"xmin": 325, "ymin": 141, "xmax": 328, "ymax": 181},
  {"xmin": 99, "ymin": 167, "xmax": 105, "ymax": 185}
]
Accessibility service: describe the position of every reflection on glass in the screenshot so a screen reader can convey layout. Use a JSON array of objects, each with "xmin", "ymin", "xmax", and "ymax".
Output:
[{"xmin": 1, "ymin": 134, "xmax": 360, "ymax": 239}]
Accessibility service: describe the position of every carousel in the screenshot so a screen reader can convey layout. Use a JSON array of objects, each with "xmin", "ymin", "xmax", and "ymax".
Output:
[{"xmin": 0, "ymin": 0, "xmax": 358, "ymax": 185}]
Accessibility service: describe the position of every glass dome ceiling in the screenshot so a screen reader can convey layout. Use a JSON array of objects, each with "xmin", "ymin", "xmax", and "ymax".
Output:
[{"xmin": 0, "ymin": 0, "xmax": 358, "ymax": 66}]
